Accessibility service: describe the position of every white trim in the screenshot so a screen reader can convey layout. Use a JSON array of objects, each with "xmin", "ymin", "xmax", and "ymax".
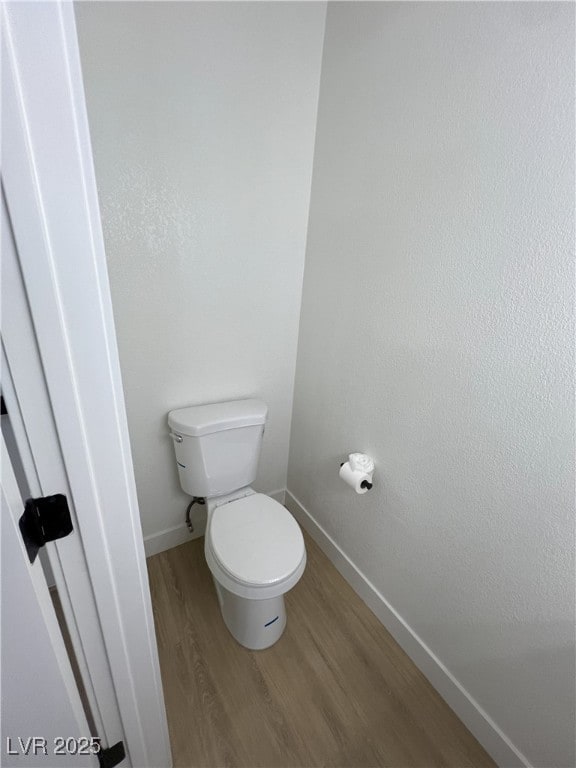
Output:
[
  {"xmin": 270, "ymin": 488, "xmax": 286, "ymax": 506},
  {"xmin": 2, "ymin": 4, "xmax": 171, "ymax": 767},
  {"xmin": 144, "ymin": 523, "xmax": 199, "ymax": 559},
  {"xmin": 144, "ymin": 489, "xmax": 286, "ymax": 557},
  {"xmin": 285, "ymin": 489, "xmax": 531, "ymax": 768}
]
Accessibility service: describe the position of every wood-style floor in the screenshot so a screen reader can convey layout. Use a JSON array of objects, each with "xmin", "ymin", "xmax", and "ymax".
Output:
[{"xmin": 147, "ymin": 532, "xmax": 495, "ymax": 768}]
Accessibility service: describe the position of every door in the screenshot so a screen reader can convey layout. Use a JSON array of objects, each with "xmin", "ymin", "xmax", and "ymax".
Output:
[
  {"xmin": 1, "ymin": 436, "xmax": 96, "ymax": 768},
  {"xmin": 1, "ymin": 190, "xmax": 126, "ymax": 760},
  {"xmin": 1, "ymin": 3, "xmax": 171, "ymax": 767}
]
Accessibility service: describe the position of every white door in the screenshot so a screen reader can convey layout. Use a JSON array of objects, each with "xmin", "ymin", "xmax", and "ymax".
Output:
[
  {"xmin": 1, "ymin": 190, "xmax": 126, "ymax": 761},
  {"xmin": 1, "ymin": 436, "xmax": 96, "ymax": 768},
  {"xmin": 1, "ymin": 3, "xmax": 171, "ymax": 767}
]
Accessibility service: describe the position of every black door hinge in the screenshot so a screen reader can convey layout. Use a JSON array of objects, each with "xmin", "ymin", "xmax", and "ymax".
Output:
[
  {"xmin": 97, "ymin": 741, "xmax": 126, "ymax": 768},
  {"xmin": 19, "ymin": 494, "xmax": 73, "ymax": 563}
]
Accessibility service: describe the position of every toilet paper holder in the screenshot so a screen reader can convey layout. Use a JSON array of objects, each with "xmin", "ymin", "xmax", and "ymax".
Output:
[{"xmin": 340, "ymin": 462, "xmax": 373, "ymax": 490}]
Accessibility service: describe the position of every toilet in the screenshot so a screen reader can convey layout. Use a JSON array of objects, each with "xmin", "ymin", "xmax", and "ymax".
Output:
[{"xmin": 167, "ymin": 398, "xmax": 306, "ymax": 650}]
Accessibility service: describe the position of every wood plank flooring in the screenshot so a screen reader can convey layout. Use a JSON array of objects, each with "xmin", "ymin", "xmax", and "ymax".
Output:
[{"xmin": 147, "ymin": 532, "xmax": 495, "ymax": 768}]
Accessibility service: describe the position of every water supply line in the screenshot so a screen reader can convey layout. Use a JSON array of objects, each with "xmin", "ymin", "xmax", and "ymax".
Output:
[{"xmin": 185, "ymin": 496, "xmax": 205, "ymax": 534}]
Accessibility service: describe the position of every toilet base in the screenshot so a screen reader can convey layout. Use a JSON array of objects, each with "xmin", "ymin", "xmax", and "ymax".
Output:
[{"xmin": 212, "ymin": 577, "xmax": 287, "ymax": 650}]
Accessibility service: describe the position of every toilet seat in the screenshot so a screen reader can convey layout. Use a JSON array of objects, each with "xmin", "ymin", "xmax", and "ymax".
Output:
[{"xmin": 205, "ymin": 494, "xmax": 306, "ymax": 600}]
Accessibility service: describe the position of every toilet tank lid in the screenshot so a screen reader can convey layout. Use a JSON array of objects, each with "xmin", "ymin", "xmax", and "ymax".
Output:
[{"xmin": 168, "ymin": 399, "xmax": 267, "ymax": 437}]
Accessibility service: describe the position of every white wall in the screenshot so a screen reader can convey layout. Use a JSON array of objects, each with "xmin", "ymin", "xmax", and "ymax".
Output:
[
  {"xmin": 288, "ymin": 3, "xmax": 575, "ymax": 767},
  {"xmin": 75, "ymin": 2, "xmax": 326, "ymax": 550}
]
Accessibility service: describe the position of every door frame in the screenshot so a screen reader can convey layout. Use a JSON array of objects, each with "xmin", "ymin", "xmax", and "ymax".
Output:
[{"xmin": 1, "ymin": 3, "xmax": 171, "ymax": 766}]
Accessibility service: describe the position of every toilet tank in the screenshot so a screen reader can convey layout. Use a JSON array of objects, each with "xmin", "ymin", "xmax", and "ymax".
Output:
[{"xmin": 168, "ymin": 399, "xmax": 268, "ymax": 498}]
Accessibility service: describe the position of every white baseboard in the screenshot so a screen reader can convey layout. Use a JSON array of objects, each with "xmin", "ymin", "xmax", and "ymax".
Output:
[
  {"xmin": 143, "ymin": 521, "xmax": 199, "ymax": 558},
  {"xmin": 144, "ymin": 489, "xmax": 286, "ymax": 558},
  {"xmin": 271, "ymin": 488, "xmax": 285, "ymax": 506},
  {"xmin": 285, "ymin": 489, "xmax": 530, "ymax": 768}
]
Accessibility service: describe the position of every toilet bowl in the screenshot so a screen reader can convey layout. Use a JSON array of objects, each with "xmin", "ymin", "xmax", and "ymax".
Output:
[
  {"xmin": 167, "ymin": 398, "xmax": 306, "ymax": 650},
  {"xmin": 205, "ymin": 490, "xmax": 306, "ymax": 649}
]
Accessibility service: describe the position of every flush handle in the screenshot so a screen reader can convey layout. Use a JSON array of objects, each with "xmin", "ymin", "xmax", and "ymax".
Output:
[{"xmin": 170, "ymin": 432, "xmax": 183, "ymax": 443}]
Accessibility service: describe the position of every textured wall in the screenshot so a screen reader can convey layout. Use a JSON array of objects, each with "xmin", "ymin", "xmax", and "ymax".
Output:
[
  {"xmin": 75, "ymin": 2, "xmax": 325, "ymax": 543},
  {"xmin": 288, "ymin": 3, "xmax": 575, "ymax": 765}
]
